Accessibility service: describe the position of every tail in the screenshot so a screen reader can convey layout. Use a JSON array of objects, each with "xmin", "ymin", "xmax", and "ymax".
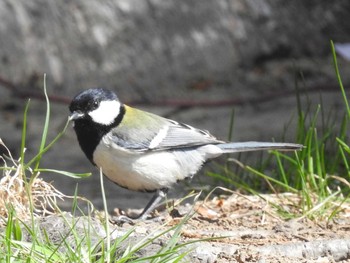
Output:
[{"xmin": 217, "ymin": 141, "xmax": 303, "ymax": 153}]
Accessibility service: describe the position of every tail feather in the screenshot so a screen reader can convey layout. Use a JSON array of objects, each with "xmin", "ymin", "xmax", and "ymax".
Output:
[{"xmin": 217, "ymin": 141, "xmax": 303, "ymax": 153}]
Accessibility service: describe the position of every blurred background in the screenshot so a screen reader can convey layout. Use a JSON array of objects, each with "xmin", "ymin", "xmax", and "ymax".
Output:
[{"xmin": 0, "ymin": 0, "xmax": 349, "ymax": 211}]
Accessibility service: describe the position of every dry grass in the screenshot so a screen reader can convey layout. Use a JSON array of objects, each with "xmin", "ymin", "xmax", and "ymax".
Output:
[
  {"xmin": 0, "ymin": 139, "xmax": 66, "ymax": 226},
  {"xmin": 199, "ymin": 186, "xmax": 350, "ymax": 223}
]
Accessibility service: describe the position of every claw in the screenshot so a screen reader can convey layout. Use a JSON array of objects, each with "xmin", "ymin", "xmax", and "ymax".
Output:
[{"xmin": 110, "ymin": 215, "xmax": 135, "ymax": 226}]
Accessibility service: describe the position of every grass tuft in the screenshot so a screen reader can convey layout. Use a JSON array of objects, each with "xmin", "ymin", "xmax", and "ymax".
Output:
[{"xmin": 208, "ymin": 42, "xmax": 350, "ymax": 221}]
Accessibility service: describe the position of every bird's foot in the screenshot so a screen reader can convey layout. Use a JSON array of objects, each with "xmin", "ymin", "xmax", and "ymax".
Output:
[
  {"xmin": 110, "ymin": 210, "xmax": 165, "ymax": 226},
  {"xmin": 110, "ymin": 215, "xmax": 135, "ymax": 226},
  {"xmin": 111, "ymin": 189, "xmax": 168, "ymax": 226}
]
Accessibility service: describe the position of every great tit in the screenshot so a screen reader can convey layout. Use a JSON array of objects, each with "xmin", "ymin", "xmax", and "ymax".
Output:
[{"xmin": 69, "ymin": 88, "xmax": 303, "ymax": 221}]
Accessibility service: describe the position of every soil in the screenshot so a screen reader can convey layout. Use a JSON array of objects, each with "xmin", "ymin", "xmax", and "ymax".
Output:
[{"xmin": 114, "ymin": 192, "xmax": 350, "ymax": 262}]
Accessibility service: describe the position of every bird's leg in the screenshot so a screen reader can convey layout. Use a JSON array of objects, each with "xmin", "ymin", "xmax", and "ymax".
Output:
[
  {"xmin": 112, "ymin": 188, "xmax": 168, "ymax": 225},
  {"xmin": 135, "ymin": 188, "xmax": 168, "ymax": 220}
]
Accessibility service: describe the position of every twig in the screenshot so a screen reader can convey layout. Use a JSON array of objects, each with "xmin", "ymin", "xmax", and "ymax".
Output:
[
  {"xmin": 0, "ymin": 74, "xmax": 346, "ymax": 107},
  {"xmin": 0, "ymin": 74, "xmax": 71, "ymax": 104}
]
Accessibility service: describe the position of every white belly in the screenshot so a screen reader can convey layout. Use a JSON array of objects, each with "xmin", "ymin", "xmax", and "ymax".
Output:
[{"xmin": 93, "ymin": 139, "xmax": 223, "ymax": 191}]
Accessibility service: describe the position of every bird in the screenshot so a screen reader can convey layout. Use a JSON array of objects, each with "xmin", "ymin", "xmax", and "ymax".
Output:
[{"xmin": 69, "ymin": 88, "xmax": 303, "ymax": 222}]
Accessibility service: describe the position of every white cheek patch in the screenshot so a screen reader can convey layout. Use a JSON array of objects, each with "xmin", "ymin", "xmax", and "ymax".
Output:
[{"xmin": 89, "ymin": 100, "xmax": 121, "ymax": 125}]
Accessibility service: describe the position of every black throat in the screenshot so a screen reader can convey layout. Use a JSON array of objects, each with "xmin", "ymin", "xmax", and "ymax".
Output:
[{"xmin": 73, "ymin": 105, "xmax": 125, "ymax": 164}]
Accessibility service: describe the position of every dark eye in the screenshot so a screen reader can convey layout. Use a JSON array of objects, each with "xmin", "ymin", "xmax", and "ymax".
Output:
[{"xmin": 92, "ymin": 100, "xmax": 99, "ymax": 109}]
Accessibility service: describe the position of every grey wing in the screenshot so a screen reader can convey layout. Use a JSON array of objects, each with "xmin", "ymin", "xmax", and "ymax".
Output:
[
  {"xmin": 105, "ymin": 128, "xmax": 156, "ymax": 151},
  {"xmin": 106, "ymin": 120, "xmax": 224, "ymax": 152},
  {"xmin": 148, "ymin": 120, "xmax": 224, "ymax": 151}
]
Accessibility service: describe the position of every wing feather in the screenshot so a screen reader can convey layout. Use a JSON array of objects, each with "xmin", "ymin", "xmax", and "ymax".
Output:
[
  {"xmin": 149, "ymin": 121, "xmax": 223, "ymax": 150},
  {"xmin": 105, "ymin": 106, "xmax": 223, "ymax": 152}
]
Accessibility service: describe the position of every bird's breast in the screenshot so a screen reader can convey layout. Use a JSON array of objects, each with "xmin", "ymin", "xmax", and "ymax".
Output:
[{"xmin": 92, "ymin": 138, "xmax": 222, "ymax": 192}]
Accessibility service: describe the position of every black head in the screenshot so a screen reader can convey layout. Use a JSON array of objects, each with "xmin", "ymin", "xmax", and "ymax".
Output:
[
  {"xmin": 69, "ymin": 88, "xmax": 125, "ymax": 162},
  {"xmin": 69, "ymin": 88, "xmax": 119, "ymax": 119}
]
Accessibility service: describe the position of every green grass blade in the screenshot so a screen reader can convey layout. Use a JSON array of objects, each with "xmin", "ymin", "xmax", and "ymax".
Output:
[
  {"xmin": 337, "ymin": 139, "xmax": 350, "ymax": 178},
  {"xmin": 20, "ymin": 100, "xmax": 31, "ymax": 171},
  {"xmin": 331, "ymin": 40, "xmax": 350, "ymax": 118},
  {"xmin": 336, "ymin": 137, "xmax": 350, "ymax": 154},
  {"xmin": 25, "ymin": 118, "xmax": 70, "ymax": 169},
  {"xmin": 99, "ymin": 167, "xmax": 110, "ymax": 263},
  {"xmin": 36, "ymin": 168, "xmax": 91, "ymax": 179},
  {"xmin": 227, "ymin": 108, "xmax": 235, "ymax": 141},
  {"xmin": 34, "ymin": 74, "xmax": 50, "ymax": 171},
  {"xmin": 274, "ymin": 151, "xmax": 288, "ymax": 186},
  {"xmin": 245, "ymin": 166, "xmax": 298, "ymax": 193}
]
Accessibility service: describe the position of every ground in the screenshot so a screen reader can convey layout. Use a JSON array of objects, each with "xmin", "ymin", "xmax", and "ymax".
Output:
[{"xmin": 111, "ymin": 192, "xmax": 350, "ymax": 262}]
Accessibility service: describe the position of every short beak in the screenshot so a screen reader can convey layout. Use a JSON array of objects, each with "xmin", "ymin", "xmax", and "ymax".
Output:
[{"xmin": 69, "ymin": 111, "xmax": 84, "ymax": 121}]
